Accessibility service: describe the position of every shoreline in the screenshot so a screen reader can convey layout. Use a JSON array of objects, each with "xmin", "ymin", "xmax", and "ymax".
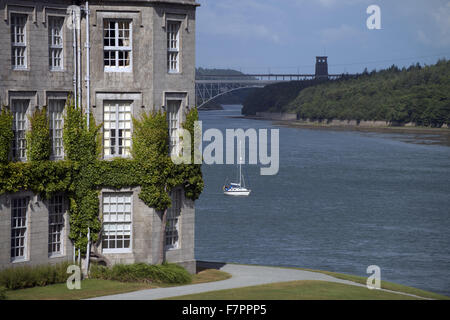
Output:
[{"xmin": 236, "ymin": 115, "xmax": 450, "ymax": 147}]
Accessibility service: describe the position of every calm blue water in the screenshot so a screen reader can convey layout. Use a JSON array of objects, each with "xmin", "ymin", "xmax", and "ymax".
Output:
[{"xmin": 195, "ymin": 105, "xmax": 450, "ymax": 296}]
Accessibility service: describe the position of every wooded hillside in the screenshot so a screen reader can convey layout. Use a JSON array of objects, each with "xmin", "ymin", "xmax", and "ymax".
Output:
[{"xmin": 242, "ymin": 60, "xmax": 450, "ymax": 127}]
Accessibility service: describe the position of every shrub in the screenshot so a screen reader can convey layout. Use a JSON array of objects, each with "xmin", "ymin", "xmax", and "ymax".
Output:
[
  {"xmin": 0, "ymin": 261, "xmax": 71, "ymax": 290},
  {"xmin": 0, "ymin": 286, "xmax": 6, "ymax": 300},
  {"xmin": 90, "ymin": 262, "xmax": 192, "ymax": 284}
]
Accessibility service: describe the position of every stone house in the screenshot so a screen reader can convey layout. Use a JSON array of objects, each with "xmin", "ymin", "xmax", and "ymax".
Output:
[{"xmin": 0, "ymin": 0, "xmax": 199, "ymax": 273}]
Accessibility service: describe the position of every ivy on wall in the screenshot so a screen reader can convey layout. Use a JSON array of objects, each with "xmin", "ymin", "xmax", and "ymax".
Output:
[
  {"xmin": 26, "ymin": 107, "xmax": 51, "ymax": 162},
  {"xmin": 0, "ymin": 108, "xmax": 13, "ymax": 164},
  {"xmin": 179, "ymin": 107, "xmax": 204, "ymax": 201},
  {"xmin": 0, "ymin": 101, "xmax": 204, "ymax": 256}
]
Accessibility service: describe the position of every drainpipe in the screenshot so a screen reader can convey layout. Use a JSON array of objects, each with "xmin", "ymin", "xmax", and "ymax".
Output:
[
  {"xmin": 85, "ymin": 1, "xmax": 90, "ymax": 127},
  {"xmin": 72, "ymin": 9, "xmax": 77, "ymax": 108},
  {"xmin": 85, "ymin": 227, "xmax": 91, "ymax": 276},
  {"xmin": 77, "ymin": 10, "xmax": 81, "ymax": 109}
]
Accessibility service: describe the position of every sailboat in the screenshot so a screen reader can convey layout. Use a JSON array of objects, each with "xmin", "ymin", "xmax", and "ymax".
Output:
[{"xmin": 223, "ymin": 141, "xmax": 251, "ymax": 196}]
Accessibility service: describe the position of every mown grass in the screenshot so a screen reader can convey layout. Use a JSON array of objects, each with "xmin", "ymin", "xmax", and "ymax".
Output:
[
  {"xmin": 3, "ymin": 269, "xmax": 231, "ymax": 300},
  {"xmin": 165, "ymin": 280, "xmax": 425, "ymax": 300},
  {"xmin": 295, "ymin": 268, "xmax": 449, "ymax": 300},
  {"xmin": 191, "ymin": 269, "xmax": 232, "ymax": 284},
  {"xmin": 4, "ymin": 279, "xmax": 155, "ymax": 300},
  {"xmin": 224, "ymin": 262, "xmax": 448, "ymax": 300}
]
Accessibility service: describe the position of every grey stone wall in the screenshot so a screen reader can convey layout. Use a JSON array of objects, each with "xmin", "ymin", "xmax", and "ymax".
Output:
[
  {"xmin": 94, "ymin": 187, "xmax": 196, "ymax": 273},
  {"xmin": 0, "ymin": 0, "xmax": 197, "ymax": 273},
  {"xmin": 0, "ymin": 192, "xmax": 73, "ymax": 269}
]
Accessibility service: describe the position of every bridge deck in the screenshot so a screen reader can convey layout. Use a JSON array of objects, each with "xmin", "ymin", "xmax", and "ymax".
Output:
[{"xmin": 195, "ymin": 73, "xmax": 351, "ymax": 108}]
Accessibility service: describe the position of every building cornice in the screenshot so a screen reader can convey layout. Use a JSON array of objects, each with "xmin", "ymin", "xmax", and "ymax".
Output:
[{"xmin": 2, "ymin": 0, "xmax": 200, "ymax": 8}]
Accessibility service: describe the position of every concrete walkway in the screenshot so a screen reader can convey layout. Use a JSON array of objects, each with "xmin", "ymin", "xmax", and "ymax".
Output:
[{"xmin": 90, "ymin": 262, "xmax": 428, "ymax": 300}]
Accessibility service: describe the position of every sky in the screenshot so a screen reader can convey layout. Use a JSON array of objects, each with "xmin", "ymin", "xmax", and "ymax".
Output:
[{"xmin": 195, "ymin": 0, "xmax": 450, "ymax": 74}]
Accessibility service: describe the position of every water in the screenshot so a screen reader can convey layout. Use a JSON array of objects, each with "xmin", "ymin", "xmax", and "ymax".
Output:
[{"xmin": 195, "ymin": 105, "xmax": 450, "ymax": 296}]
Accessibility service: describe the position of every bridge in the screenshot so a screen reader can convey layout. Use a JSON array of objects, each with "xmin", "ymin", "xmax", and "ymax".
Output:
[{"xmin": 195, "ymin": 73, "xmax": 345, "ymax": 109}]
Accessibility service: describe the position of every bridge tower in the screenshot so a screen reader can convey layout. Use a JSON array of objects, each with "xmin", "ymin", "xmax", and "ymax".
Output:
[{"xmin": 315, "ymin": 56, "xmax": 328, "ymax": 79}]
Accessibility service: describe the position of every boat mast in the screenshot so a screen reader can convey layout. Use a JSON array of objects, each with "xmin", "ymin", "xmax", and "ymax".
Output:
[{"xmin": 239, "ymin": 140, "xmax": 242, "ymax": 186}]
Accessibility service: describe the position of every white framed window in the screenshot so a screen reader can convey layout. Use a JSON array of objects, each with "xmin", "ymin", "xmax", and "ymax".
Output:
[
  {"xmin": 48, "ymin": 16, "xmax": 64, "ymax": 71},
  {"xmin": 11, "ymin": 99, "xmax": 29, "ymax": 161},
  {"xmin": 103, "ymin": 20, "xmax": 132, "ymax": 72},
  {"xmin": 11, "ymin": 13, "xmax": 27, "ymax": 69},
  {"xmin": 103, "ymin": 101, "xmax": 132, "ymax": 158},
  {"xmin": 167, "ymin": 100, "xmax": 181, "ymax": 157},
  {"xmin": 165, "ymin": 189, "xmax": 181, "ymax": 250},
  {"xmin": 11, "ymin": 197, "xmax": 29, "ymax": 261},
  {"xmin": 167, "ymin": 21, "xmax": 180, "ymax": 73},
  {"xmin": 48, "ymin": 194, "xmax": 64, "ymax": 256},
  {"xmin": 48, "ymin": 99, "xmax": 65, "ymax": 159},
  {"xmin": 102, "ymin": 192, "xmax": 132, "ymax": 253}
]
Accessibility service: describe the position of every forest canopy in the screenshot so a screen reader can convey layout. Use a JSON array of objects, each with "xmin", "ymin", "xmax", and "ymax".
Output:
[{"xmin": 242, "ymin": 59, "xmax": 450, "ymax": 127}]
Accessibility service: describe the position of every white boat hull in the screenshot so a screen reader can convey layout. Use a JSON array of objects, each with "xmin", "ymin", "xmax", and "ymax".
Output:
[{"xmin": 224, "ymin": 189, "xmax": 251, "ymax": 196}]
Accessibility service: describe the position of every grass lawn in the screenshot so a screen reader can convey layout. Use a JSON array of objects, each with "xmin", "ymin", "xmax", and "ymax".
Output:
[
  {"xmin": 164, "ymin": 280, "xmax": 422, "ymax": 300},
  {"xmin": 295, "ymin": 268, "xmax": 449, "ymax": 300},
  {"xmin": 191, "ymin": 268, "xmax": 232, "ymax": 284},
  {"xmin": 4, "ymin": 269, "xmax": 231, "ymax": 300}
]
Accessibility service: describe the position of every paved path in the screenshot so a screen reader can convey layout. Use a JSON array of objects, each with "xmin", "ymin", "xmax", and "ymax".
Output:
[{"xmin": 90, "ymin": 263, "xmax": 427, "ymax": 300}]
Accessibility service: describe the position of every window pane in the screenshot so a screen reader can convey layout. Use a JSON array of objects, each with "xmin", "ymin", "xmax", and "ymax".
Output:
[
  {"xmin": 48, "ymin": 195, "xmax": 64, "ymax": 255},
  {"xmin": 167, "ymin": 21, "xmax": 180, "ymax": 72},
  {"xmin": 102, "ymin": 193, "xmax": 132, "ymax": 251},
  {"xmin": 11, "ymin": 197, "xmax": 28, "ymax": 260},
  {"xmin": 11, "ymin": 99, "xmax": 29, "ymax": 160},
  {"xmin": 11, "ymin": 14, "xmax": 27, "ymax": 68},
  {"xmin": 104, "ymin": 20, "xmax": 131, "ymax": 70},
  {"xmin": 48, "ymin": 99, "xmax": 65, "ymax": 158},
  {"xmin": 103, "ymin": 101, "xmax": 132, "ymax": 157},
  {"xmin": 165, "ymin": 189, "xmax": 181, "ymax": 249},
  {"xmin": 167, "ymin": 100, "xmax": 181, "ymax": 157}
]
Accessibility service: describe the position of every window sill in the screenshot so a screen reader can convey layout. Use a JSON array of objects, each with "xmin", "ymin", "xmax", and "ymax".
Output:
[
  {"xmin": 11, "ymin": 258, "xmax": 28, "ymax": 263},
  {"xmin": 103, "ymin": 155, "xmax": 132, "ymax": 161},
  {"xmin": 102, "ymin": 249, "xmax": 132, "ymax": 254},
  {"xmin": 104, "ymin": 68, "xmax": 132, "ymax": 73},
  {"xmin": 12, "ymin": 67, "xmax": 29, "ymax": 72},
  {"xmin": 49, "ymin": 253, "xmax": 65, "ymax": 259}
]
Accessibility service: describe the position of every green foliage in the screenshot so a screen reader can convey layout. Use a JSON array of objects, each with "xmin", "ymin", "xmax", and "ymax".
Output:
[
  {"xmin": 26, "ymin": 107, "xmax": 51, "ymax": 161},
  {"xmin": 63, "ymin": 101, "xmax": 101, "ymax": 162},
  {"xmin": 178, "ymin": 108, "xmax": 204, "ymax": 200},
  {"xmin": 196, "ymin": 67, "xmax": 255, "ymax": 80},
  {"xmin": 243, "ymin": 60, "xmax": 450, "ymax": 127},
  {"xmin": 89, "ymin": 262, "xmax": 192, "ymax": 284},
  {"xmin": 0, "ymin": 99, "xmax": 204, "ymax": 257},
  {"xmin": 0, "ymin": 262, "xmax": 71, "ymax": 290},
  {"xmin": 0, "ymin": 286, "xmax": 6, "ymax": 300},
  {"xmin": 0, "ymin": 161, "xmax": 73, "ymax": 198},
  {"xmin": 132, "ymin": 111, "xmax": 173, "ymax": 210},
  {"xmin": 0, "ymin": 108, "xmax": 13, "ymax": 164},
  {"xmin": 242, "ymin": 79, "xmax": 326, "ymax": 115}
]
